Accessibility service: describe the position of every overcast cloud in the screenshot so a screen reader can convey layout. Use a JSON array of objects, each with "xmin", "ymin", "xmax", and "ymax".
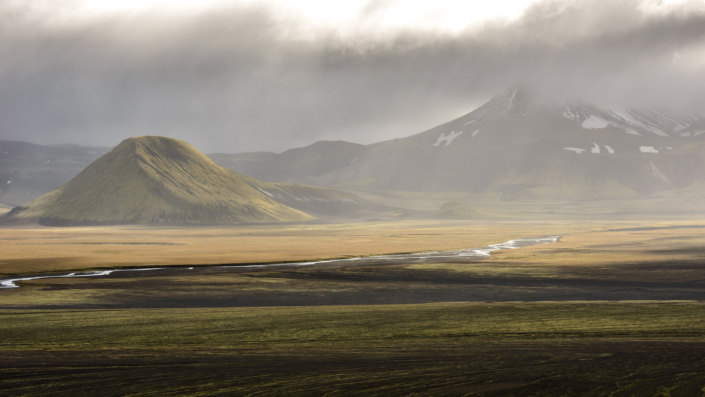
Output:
[{"xmin": 1, "ymin": 0, "xmax": 705, "ymax": 153}]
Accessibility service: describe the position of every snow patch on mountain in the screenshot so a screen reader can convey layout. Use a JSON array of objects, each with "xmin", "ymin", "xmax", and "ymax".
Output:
[
  {"xmin": 640, "ymin": 146, "xmax": 659, "ymax": 153},
  {"xmin": 434, "ymin": 131, "xmax": 463, "ymax": 146},
  {"xmin": 564, "ymin": 147, "xmax": 585, "ymax": 153},
  {"xmin": 605, "ymin": 145, "xmax": 615, "ymax": 154},
  {"xmin": 674, "ymin": 123, "xmax": 688, "ymax": 132},
  {"xmin": 582, "ymin": 116, "xmax": 609, "ymax": 129},
  {"xmin": 591, "ymin": 143, "xmax": 601, "ymax": 154}
]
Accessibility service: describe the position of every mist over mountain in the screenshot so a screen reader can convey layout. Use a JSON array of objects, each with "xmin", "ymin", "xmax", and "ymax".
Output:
[
  {"xmin": 216, "ymin": 88, "xmax": 705, "ymax": 201},
  {"xmin": 4, "ymin": 87, "xmax": 705, "ymax": 212},
  {"xmin": 2, "ymin": 1, "xmax": 705, "ymax": 212},
  {"xmin": 2, "ymin": 0, "xmax": 705, "ymax": 152}
]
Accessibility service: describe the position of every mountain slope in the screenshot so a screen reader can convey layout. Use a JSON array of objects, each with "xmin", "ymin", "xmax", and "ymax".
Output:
[
  {"xmin": 252, "ymin": 181, "xmax": 391, "ymax": 217},
  {"xmin": 212, "ymin": 141, "xmax": 368, "ymax": 184},
  {"xmin": 222, "ymin": 88, "xmax": 705, "ymax": 201},
  {"xmin": 4, "ymin": 136, "xmax": 314, "ymax": 225}
]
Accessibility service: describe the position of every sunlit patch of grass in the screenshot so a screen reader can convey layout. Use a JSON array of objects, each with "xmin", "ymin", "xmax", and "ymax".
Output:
[
  {"xmin": 0, "ymin": 220, "xmax": 585, "ymax": 275},
  {"xmin": 2, "ymin": 303, "xmax": 705, "ymax": 350}
]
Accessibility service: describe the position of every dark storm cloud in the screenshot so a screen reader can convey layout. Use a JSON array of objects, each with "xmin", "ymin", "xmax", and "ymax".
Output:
[{"xmin": 1, "ymin": 0, "xmax": 705, "ymax": 153}]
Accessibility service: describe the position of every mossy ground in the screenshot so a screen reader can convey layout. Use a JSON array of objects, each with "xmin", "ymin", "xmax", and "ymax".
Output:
[{"xmin": 2, "ymin": 304, "xmax": 705, "ymax": 396}]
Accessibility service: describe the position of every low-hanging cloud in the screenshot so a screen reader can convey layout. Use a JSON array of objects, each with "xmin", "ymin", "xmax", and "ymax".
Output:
[{"xmin": 1, "ymin": 0, "xmax": 705, "ymax": 153}]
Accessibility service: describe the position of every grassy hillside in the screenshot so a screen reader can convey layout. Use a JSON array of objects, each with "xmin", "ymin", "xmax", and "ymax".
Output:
[
  {"xmin": 5, "ymin": 136, "xmax": 313, "ymax": 225},
  {"xmin": 254, "ymin": 181, "xmax": 393, "ymax": 217}
]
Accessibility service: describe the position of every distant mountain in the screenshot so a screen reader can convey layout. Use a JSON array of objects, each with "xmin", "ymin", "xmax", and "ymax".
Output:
[
  {"xmin": 211, "ymin": 141, "xmax": 368, "ymax": 184},
  {"xmin": 208, "ymin": 151, "xmax": 276, "ymax": 179},
  {"xmin": 0, "ymin": 141, "xmax": 109, "ymax": 206},
  {"xmin": 7, "ymin": 89, "xmax": 705, "ymax": 206},
  {"xmin": 215, "ymin": 88, "xmax": 705, "ymax": 201},
  {"xmin": 2, "ymin": 136, "xmax": 385, "ymax": 226}
]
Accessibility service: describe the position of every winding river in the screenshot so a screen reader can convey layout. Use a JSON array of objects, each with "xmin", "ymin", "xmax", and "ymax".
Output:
[{"xmin": 0, "ymin": 236, "xmax": 560, "ymax": 289}]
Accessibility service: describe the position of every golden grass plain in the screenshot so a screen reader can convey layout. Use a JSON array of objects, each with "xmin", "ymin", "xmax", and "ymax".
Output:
[
  {"xmin": 0, "ymin": 219, "xmax": 601, "ymax": 276},
  {"xmin": 1, "ymin": 218, "xmax": 705, "ymax": 277},
  {"xmin": 488, "ymin": 223, "xmax": 705, "ymax": 270},
  {"xmin": 1, "ymin": 218, "xmax": 704, "ymax": 277}
]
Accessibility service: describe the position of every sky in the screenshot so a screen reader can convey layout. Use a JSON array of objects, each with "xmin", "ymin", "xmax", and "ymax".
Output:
[{"xmin": 1, "ymin": 0, "xmax": 705, "ymax": 153}]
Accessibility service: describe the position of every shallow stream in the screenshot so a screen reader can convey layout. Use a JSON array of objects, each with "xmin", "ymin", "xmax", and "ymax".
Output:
[{"xmin": 0, "ymin": 236, "xmax": 561, "ymax": 289}]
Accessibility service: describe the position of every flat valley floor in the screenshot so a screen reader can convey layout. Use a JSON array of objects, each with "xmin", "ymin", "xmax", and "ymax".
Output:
[{"xmin": 3, "ymin": 219, "xmax": 705, "ymax": 395}]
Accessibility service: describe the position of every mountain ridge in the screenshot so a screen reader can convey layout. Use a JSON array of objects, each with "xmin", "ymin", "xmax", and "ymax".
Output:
[{"xmin": 213, "ymin": 88, "xmax": 705, "ymax": 201}]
